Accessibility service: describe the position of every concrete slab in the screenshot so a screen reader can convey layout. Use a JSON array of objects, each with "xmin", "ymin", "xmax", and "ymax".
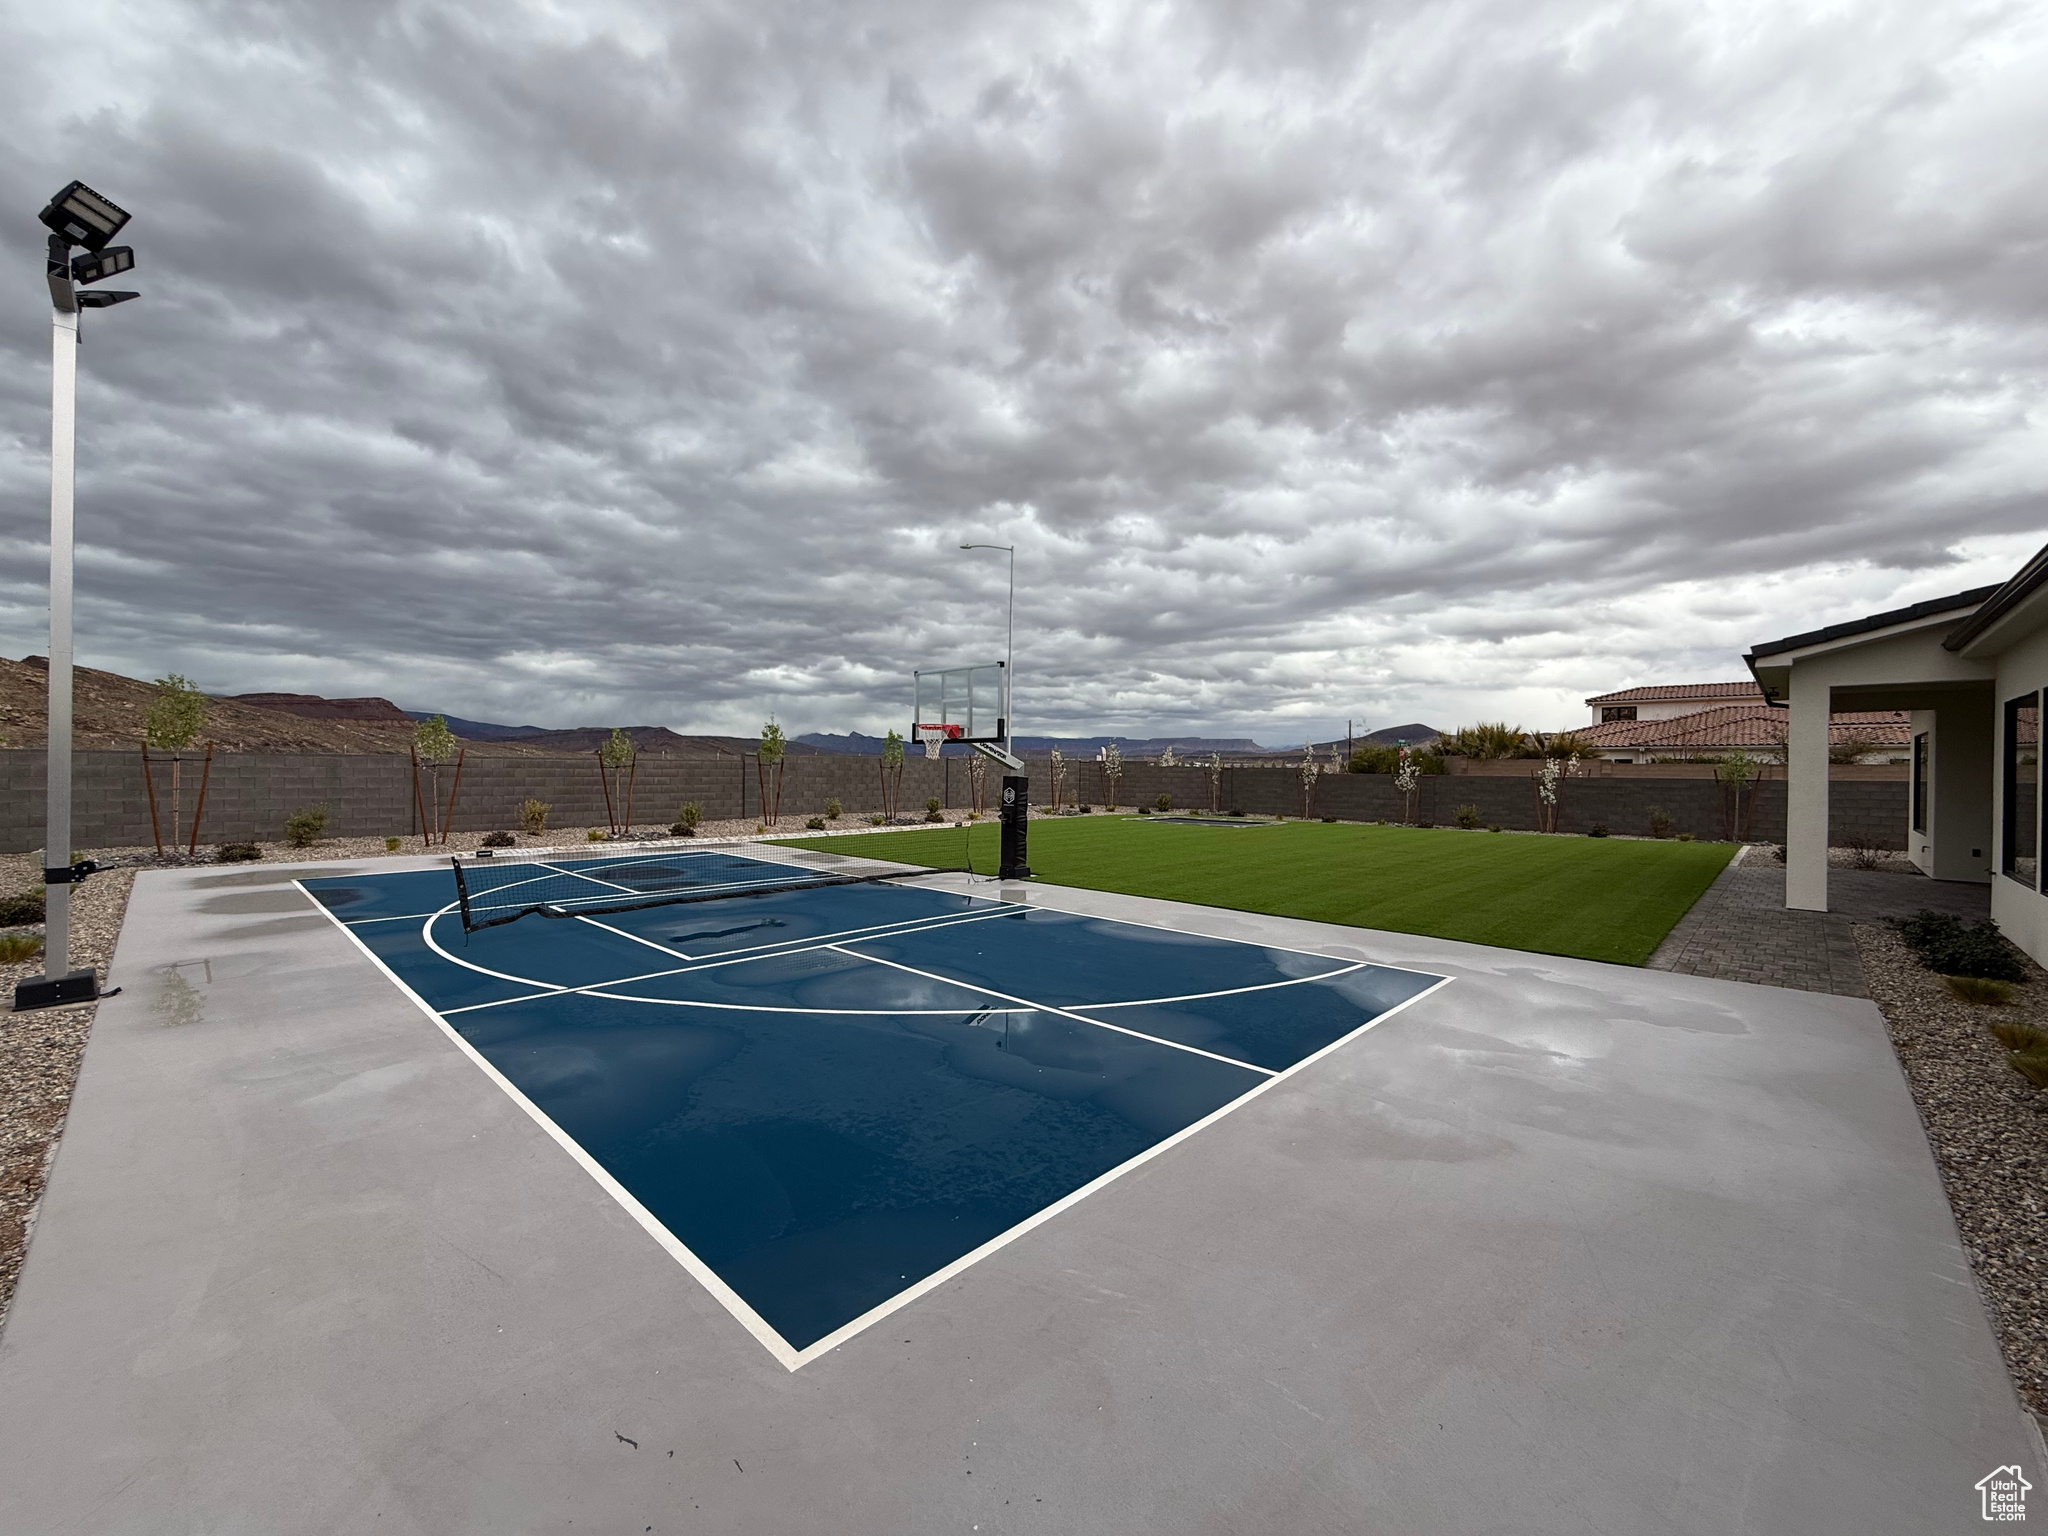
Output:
[{"xmin": 0, "ymin": 854, "xmax": 2036, "ymax": 1534}]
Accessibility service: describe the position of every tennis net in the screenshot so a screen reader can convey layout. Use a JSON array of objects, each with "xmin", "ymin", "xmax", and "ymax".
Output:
[{"xmin": 450, "ymin": 844, "xmax": 915, "ymax": 932}]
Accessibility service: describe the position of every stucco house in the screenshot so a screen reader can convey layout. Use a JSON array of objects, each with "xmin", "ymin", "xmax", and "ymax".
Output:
[{"xmin": 1744, "ymin": 543, "xmax": 2048, "ymax": 965}]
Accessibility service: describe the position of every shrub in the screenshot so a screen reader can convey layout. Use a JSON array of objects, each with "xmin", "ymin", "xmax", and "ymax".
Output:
[
  {"xmin": 824, "ymin": 798, "xmax": 842, "ymax": 819},
  {"xmin": 1487, "ymin": 824, "xmax": 1502, "ymax": 833},
  {"xmin": 1138, "ymin": 805, "xmax": 1151, "ymax": 815},
  {"xmin": 1772, "ymin": 844, "xmax": 1787, "ymax": 863},
  {"xmin": 870, "ymin": 814, "xmax": 885, "ymax": 826},
  {"xmin": 1588, "ymin": 823, "xmax": 1610, "ymax": 838},
  {"xmin": 1676, "ymin": 831, "xmax": 1694, "ymax": 843},
  {"xmin": 1990, "ymin": 1020, "xmax": 2048, "ymax": 1050},
  {"xmin": 1228, "ymin": 808, "xmax": 1244, "ymax": 818},
  {"xmin": 1321, "ymin": 816, "xmax": 1336, "ymax": 823},
  {"xmin": 668, "ymin": 821, "xmax": 695, "ymax": 837},
  {"xmin": 1950, "ymin": 976, "xmax": 2017, "ymax": 1007},
  {"xmin": 0, "ymin": 933, "xmax": 43, "ymax": 963},
  {"xmin": 1156, "ymin": 794, "xmax": 1172, "ymax": 812},
  {"xmin": 481, "ymin": 830, "xmax": 515, "ymax": 848},
  {"xmin": 216, "ymin": 843, "xmax": 261, "ymax": 863},
  {"xmin": 1348, "ymin": 745, "xmax": 1446, "ymax": 775},
  {"xmin": 806, "ymin": 816, "xmax": 827, "ymax": 830},
  {"xmin": 676, "ymin": 802, "xmax": 704, "ymax": 832},
  {"xmin": 2011, "ymin": 1050, "xmax": 2048, "ymax": 1089},
  {"xmin": 385, "ymin": 836, "xmax": 401, "ymax": 852},
  {"xmin": 0, "ymin": 887, "xmax": 46, "ymax": 925},
  {"xmin": 520, "ymin": 799, "xmax": 551, "ymax": 835},
  {"xmin": 1453, "ymin": 804, "xmax": 1481, "ymax": 830},
  {"xmin": 1843, "ymin": 834, "xmax": 1885, "ymax": 869},
  {"xmin": 1647, "ymin": 807, "xmax": 1675, "ymax": 839},
  {"xmin": 283, "ymin": 804, "xmax": 328, "ymax": 848},
  {"xmin": 1895, "ymin": 910, "xmax": 2028, "ymax": 981},
  {"xmin": 588, "ymin": 829, "xmax": 606, "ymax": 842}
]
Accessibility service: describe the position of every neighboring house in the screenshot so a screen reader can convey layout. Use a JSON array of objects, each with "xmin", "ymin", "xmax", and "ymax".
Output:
[
  {"xmin": 1577, "ymin": 683, "xmax": 1908, "ymax": 764},
  {"xmin": 1744, "ymin": 543, "xmax": 2048, "ymax": 965},
  {"xmin": 1587, "ymin": 681, "xmax": 1762, "ymax": 725}
]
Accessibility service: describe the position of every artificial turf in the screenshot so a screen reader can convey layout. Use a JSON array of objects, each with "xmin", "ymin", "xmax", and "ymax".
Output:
[{"xmin": 774, "ymin": 815, "xmax": 1738, "ymax": 966}]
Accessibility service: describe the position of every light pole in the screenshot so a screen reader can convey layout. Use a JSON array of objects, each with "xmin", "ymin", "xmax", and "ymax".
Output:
[
  {"xmin": 959, "ymin": 543, "xmax": 1014, "ymax": 757},
  {"xmin": 15, "ymin": 182, "xmax": 140, "ymax": 1013}
]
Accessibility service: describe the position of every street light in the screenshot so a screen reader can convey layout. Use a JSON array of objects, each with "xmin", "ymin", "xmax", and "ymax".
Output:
[
  {"xmin": 16, "ymin": 181, "xmax": 141, "ymax": 1013},
  {"xmin": 959, "ymin": 543, "xmax": 1015, "ymax": 758}
]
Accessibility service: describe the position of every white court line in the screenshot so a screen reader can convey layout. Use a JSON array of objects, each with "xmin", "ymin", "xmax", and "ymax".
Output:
[
  {"xmin": 776, "ymin": 968, "xmax": 1455, "ymax": 1369},
  {"xmin": 435, "ymin": 906, "xmax": 1029, "ymax": 1015},
  {"xmin": 832, "ymin": 945, "xmax": 1277, "ymax": 1077},
  {"xmin": 297, "ymin": 875, "xmax": 1454, "ymax": 1372},
  {"xmin": 292, "ymin": 881, "xmax": 810, "ymax": 1371},
  {"xmin": 573, "ymin": 913, "xmax": 698, "ymax": 961},
  {"xmin": 1078, "ymin": 962, "xmax": 1367, "ymax": 1010},
  {"xmin": 959, "ymin": 882, "xmax": 1449, "ymax": 983}
]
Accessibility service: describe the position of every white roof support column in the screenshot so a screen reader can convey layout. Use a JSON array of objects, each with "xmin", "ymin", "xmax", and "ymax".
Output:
[{"xmin": 1785, "ymin": 667, "xmax": 1831, "ymax": 911}]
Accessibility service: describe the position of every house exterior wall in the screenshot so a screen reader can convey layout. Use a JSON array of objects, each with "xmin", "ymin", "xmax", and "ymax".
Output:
[
  {"xmin": 1906, "ymin": 702, "xmax": 1993, "ymax": 885},
  {"xmin": 1991, "ymin": 627, "xmax": 2048, "ymax": 965}
]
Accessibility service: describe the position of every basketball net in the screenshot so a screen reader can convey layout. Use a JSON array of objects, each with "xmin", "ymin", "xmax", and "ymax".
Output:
[{"xmin": 915, "ymin": 726, "xmax": 945, "ymax": 760}]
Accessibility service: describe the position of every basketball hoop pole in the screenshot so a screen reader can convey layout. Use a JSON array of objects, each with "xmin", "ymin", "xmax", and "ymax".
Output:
[{"xmin": 960, "ymin": 543, "xmax": 1014, "ymax": 759}]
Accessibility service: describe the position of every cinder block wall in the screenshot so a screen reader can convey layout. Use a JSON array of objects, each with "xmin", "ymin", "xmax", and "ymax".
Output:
[{"xmin": 0, "ymin": 750, "xmax": 1907, "ymax": 854}]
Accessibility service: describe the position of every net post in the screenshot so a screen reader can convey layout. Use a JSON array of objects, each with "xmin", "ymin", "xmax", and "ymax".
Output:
[{"xmin": 450, "ymin": 855, "xmax": 476, "ymax": 933}]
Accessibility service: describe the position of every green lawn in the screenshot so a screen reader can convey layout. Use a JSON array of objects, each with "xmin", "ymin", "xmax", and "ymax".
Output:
[{"xmin": 773, "ymin": 816, "xmax": 1737, "ymax": 966}]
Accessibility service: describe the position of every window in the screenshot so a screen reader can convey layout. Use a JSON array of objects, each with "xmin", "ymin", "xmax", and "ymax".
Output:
[
  {"xmin": 1911, "ymin": 733, "xmax": 1927, "ymax": 834},
  {"xmin": 1601, "ymin": 705, "xmax": 1637, "ymax": 723},
  {"xmin": 2002, "ymin": 694, "xmax": 2038, "ymax": 886}
]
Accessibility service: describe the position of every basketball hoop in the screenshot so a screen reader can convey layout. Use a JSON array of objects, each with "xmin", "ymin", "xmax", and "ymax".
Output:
[{"xmin": 914, "ymin": 723, "xmax": 960, "ymax": 760}]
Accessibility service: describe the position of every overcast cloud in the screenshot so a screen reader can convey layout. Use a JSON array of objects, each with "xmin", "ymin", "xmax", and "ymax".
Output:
[{"xmin": 1, "ymin": 0, "xmax": 2043, "ymax": 743}]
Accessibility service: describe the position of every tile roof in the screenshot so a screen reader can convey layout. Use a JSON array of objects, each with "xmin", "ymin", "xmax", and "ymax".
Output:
[
  {"xmin": 1573, "ymin": 704, "xmax": 1908, "ymax": 751},
  {"xmin": 1585, "ymin": 681, "xmax": 1762, "ymax": 706}
]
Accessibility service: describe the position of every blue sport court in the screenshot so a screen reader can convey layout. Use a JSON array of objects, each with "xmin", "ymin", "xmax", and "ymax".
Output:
[{"xmin": 301, "ymin": 845, "xmax": 1444, "ymax": 1367}]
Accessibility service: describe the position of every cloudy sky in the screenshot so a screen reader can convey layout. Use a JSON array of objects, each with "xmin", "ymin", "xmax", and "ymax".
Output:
[{"xmin": 1, "ymin": 0, "xmax": 2043, "ymax": 745}]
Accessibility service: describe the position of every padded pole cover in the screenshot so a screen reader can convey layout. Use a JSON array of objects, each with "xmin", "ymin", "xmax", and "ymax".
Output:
[{"xmin": 999, "ymin": 775, "xmax": 1031, "ymax": 880}]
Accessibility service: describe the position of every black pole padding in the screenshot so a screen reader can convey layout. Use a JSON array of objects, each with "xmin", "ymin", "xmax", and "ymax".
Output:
[{"xmin": 999, "ymin": 775, "xmax": 1031, "ymax": 880}]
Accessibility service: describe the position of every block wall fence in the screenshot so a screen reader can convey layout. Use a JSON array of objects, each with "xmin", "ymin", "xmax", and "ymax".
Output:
[{"xmin": 0, "ymin": 750, "xmax": 1904, "ymax": 856}]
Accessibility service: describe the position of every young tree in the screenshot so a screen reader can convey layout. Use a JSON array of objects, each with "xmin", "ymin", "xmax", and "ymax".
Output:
[
  {"xmin": 757, "ymin": 720, "xmax": 786, "ymax": 826},
  {"xmin": 1049, "ymin": 746, "xmax": 1067, "ymax": 811},
  {"xmin": 1158, "ymin": 743, "xmax": 1178, "ymax": 768},
  {"xmin": 1300, "ymin": 745, "xmax": 1321, "ymax": 818},
  {"xmin": 415, "ymin": 714, "xmax": 459, "ymax": 845},
  {"xmin": 145, "ymin": 674, "xmax": 207, "ymax": 849},
  {"xmin": 1394, "ymin": 747, "xmax": 1421, "ymax": 823},
  {"xmin": 1098, "ymin": 742, "xmax": 1123, "ymax": 810},
  {"xmin": 1716, "ymin": 748, "xmax": 1762, "ymax": 840},
  {"xmin": 880, "ymin": 728, "xmax": 905, "ymax": 822},
  {"xmin": 966, "ymin": 751, "xmax": 988, "ymax": 816},
  {"xmin": 1207, "ymin": 751, "xmax": 1223, "ymax": 812},
  {"xmin": 598, "ymin": 728, "xmax": 636, "ymax": 834}
]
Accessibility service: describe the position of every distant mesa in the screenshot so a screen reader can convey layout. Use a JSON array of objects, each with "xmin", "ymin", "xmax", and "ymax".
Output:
[
  {"xmin": 229, "ymin": 692, "xmax": 413, "ymax": 724},
  {"xmin": 402, "ymin": 710, "xmax": 549, "ymax": 742}
]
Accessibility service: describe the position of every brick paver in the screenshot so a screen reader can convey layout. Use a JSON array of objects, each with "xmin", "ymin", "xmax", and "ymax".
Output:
[{"xmin": 1647, "ymin": 851, "xmax": 1992, "ymax": 997}]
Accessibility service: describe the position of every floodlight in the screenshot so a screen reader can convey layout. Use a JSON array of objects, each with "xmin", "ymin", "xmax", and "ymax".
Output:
[
  {"xmin": 76, "ymin": 290, "xmax": 139, "ymax": 310},
  {"xmin": 70, "ymin": 246, "xmax": 134, "ymax": 285},
  {"xmin": 38, "ymin": 180, "xmax": 131, "ymax": 251}
]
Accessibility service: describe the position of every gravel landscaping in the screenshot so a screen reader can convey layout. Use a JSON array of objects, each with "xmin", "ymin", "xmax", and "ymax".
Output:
[{"xmin": 1857, "ymin": 920, "xmax": 2048, "ymax": 1417}]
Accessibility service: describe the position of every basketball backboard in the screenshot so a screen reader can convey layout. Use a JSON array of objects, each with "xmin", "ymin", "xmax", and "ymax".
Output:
[{"xmin": 913, "ymin": 661, "xmax": 1006, "ymax": 746}]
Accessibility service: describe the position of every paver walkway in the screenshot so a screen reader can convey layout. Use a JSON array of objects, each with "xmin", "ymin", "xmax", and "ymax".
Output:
[{"xmin": 1648, "ymin": 851, "xmax": 1992, "ymax": 996}]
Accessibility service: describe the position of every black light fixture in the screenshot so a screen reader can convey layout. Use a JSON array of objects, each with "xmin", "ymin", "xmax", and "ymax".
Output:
[
  {"xmin": 76, "ymin": 290, "xmax": 139, "ymax": 310},
  {"xmin": 38, "ymin": 180, "xmax": 131, "ymax": 251},
  {"xmin": 70, "ymin": 246, "xmax": 134, "ymax": 285}
]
